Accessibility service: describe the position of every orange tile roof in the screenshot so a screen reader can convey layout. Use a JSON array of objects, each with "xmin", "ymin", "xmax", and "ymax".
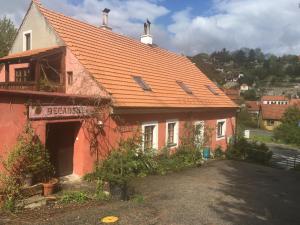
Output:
[
  {"xmin": 36, "ymin": 3, "xmax": 237, "ymax": 109},
  {"xmin": 245, "ymin": 101, "xmax": 260, "ymax": 112},
  {"xmin": 261, "ymin": 104, "xmax": 289, "ymax": 120},
  {"xmin": 261, "ymin": 95, "xmax": 288, "ymax": 101},
  {"xmin": 0, "ymin": 46, "xmax": 62, "ymax": 62}
]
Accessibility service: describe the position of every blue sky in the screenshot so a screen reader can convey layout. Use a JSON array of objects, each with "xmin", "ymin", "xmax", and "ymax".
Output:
[{"xmin": 2, "ymin": 0, "xmax": 300, "ymax": 55}]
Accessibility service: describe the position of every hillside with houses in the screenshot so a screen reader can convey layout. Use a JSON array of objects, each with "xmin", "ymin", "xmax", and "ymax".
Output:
[{"xmin": 190, "ymin": 48, "xmax": 300, "ymax": 98}]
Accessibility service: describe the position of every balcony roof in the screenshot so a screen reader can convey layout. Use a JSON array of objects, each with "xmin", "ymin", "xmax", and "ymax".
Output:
[{"xmin": 0, "ymin": 46, "xmax": 65, "ymax": 63}]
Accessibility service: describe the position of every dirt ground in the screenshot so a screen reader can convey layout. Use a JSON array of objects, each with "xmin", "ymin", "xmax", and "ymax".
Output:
[{"xmin": 1, "ymin": 160, "xmax": 300, "ymax": 225}]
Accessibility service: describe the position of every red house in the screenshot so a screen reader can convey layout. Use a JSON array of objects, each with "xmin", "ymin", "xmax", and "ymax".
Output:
[{"xmin": 0, "ymin": 0, "xmax": 237, "ymax": 177}]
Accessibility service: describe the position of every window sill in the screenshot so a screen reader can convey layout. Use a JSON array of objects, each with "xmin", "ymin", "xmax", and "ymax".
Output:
[
  {"xmin": 216, "ymin": 135, "xmax": 225, "ymax": 140},
  {"xmin": 167, "ymin": 143, "xmax": 177, "ymax": 148}
]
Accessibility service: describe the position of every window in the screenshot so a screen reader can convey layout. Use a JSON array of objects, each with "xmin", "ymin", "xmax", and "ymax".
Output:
[
  {"xmin": 267, "ymin": 120, "xmax": 275, "ymax": 126},
  {"xmin": 194, "ymin": 121, "xmax": 204, "ymax": 146},
  {"xmin": 15, "ymin": 68, "xmax": 31, "ymax": 82},
  {"xmin": 217, "ymin": 119, "xmax": 226, "ymax": 140},
  {"xmin": 133, "ymin": 76, "xmax": 152, "ymax": 91},
  {"xmin": 23, "ymin": 30, "xmax": 32, "ymax": 51},
  {"xmin": 166, "ymin": 120, "xmax": 179, "ymax": 147},
  {"xmin": 206, "ymin": 85, "xmax": 219, "ymax": 95},
  {"xmin": 142, "ymin": 122, "xmax": 158, "ymax": 151},
  {"xmin": 176, "ymin": 81, "xmax": 193, "ymax": 94},
  {"xmin": 67, "ymin": 71, "xmax": 73, "ymax": 85}
]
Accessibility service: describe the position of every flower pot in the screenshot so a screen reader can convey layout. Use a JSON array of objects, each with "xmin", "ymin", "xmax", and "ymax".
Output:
[
  {"xmin": 43, "ymin": 178, "xmax": 58, "ymax": 196},
  {"xmin": 24, "ymin": 174, "xmax": 33, "ymax": 187}
]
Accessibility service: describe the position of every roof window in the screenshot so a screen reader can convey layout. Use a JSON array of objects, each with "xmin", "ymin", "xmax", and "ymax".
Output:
[
  {"xmin": 133, "ymin": 76, "xmax": 152, "ymax": 91},
  {"xmin": 206, "ymin": 85, "xmax": 219, "ymax": 95},
  {"xmin": 176, "ymin": 81, "xmax": 193, "ymax": 95}
]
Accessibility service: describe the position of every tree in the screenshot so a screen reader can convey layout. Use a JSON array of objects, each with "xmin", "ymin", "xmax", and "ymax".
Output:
[
  {"xmin": 241, "ymin": 89, "xmax": 257, "ymax": 100},
  {"xmin": 0, "ymin": 17, "xmax": 17, "ymax": 58},
  {"xmin": 248, "ymin": 49, "xmax": 256, "ymax": 62},
  {"xmin": 274, "ymin": 106, "xmax": 300, "ymax": 146}
]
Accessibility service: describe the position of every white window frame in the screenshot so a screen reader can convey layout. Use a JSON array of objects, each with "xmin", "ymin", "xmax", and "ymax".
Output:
[
  {"xmin": 165, "ymin": 119, "xmax": 179, "ymax": 148},
  {"xmin": 142, "ymin": 121, "xmax": 158, "ymax": 151},
  {"xmin": 23, "ymin": 30, "xmax": 32, "ymax": 51},
  {"xmin": 194, "ymin": 121, "xmax": 205, "ymax": 146},
  {"xmin": 216, "ymin": 119, "xmax": 227, "ymax": 140}
]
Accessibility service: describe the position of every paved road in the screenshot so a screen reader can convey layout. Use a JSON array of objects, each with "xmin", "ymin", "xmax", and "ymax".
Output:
[
  {"xmin": 3, "ymin": 160, "xmax": 300, "ymax": 225},
  {"xmin": 267, "ymin": 143, "xmax": 300, "ymax": 170},
  {"xmin": 249, "ymin": 129, "xmax": 300, "ymax": 169}
]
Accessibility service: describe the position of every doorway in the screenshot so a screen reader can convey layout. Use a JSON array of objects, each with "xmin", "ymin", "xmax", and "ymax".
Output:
[{"xmin": 46, "ymin": 122, "xmax": 80, "ymax": 177}]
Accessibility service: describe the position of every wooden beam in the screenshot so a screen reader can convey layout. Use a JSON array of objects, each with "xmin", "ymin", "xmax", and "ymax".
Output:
[
  {"xmin": 5, "ymin": 63, "xmax": 9, "ymax": 82},
  {"xmin": 60, "ymin": 48, "xmax": 66, "ymax": 91},
  {"xmin": 35, "ymin": 60, "xmax": 41, "ymax": 90}
]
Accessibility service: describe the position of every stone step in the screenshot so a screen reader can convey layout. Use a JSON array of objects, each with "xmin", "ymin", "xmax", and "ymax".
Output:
[{"xmin": 17, "ymin": 195, "xmax": 57, "ymax": 209}]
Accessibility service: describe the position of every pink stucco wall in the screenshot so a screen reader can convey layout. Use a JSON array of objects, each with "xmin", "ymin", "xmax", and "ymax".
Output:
[
  {"xmin": 65, "ymin": 48, "xmax": 109, "ymax": 97},
  {"xmin": 0, "ymin": 92, "xmax": 236, "ymax": 176}
]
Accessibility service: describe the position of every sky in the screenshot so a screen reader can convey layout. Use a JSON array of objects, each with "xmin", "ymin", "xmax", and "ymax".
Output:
[{"xmin": 1, "ymin": 0, "xmax": 300, "ymax": 56}]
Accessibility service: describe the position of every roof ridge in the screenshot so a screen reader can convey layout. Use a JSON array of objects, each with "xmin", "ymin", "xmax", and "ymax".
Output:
[{"xmin": 37, "ymin": 4, "xmax": 185, "ymax": 60}]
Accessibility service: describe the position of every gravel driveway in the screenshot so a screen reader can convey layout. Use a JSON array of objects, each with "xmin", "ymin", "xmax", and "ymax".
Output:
[{"xmin": 2, "ymin": 160, "xmax": 300, "ymax": 225}]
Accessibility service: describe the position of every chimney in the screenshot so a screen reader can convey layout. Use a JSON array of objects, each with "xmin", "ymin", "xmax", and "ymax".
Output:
[
  {"xmin": 101, "ymin": 8, "xmax": 112, "ymax": 30},
  {"xmin": 141, "ymin": 19, "xmax": 153, "ymax": 45}
]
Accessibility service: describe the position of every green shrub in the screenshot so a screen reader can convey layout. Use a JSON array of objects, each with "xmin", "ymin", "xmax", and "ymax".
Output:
[
  {"xmin": 274, "ymin": 106, "xmax": 300, "ymax": 146},
  {"xmin": 226, "ymin": 136, "xmax": 273, "ymax": 165},
  {"xmin": 59, "ymin": 191, "xmax": 89, "ymax": 204},
  {"xmin": 0, "ymin": 123, "xmax": 54, "ymax": 211},
  {"xmin": 94, "ymin": 179, "xmax": 110, "ymax": 201},
  {"xmin": 214, "ymin": 146, "xmax": 224, "ymax": 158}
]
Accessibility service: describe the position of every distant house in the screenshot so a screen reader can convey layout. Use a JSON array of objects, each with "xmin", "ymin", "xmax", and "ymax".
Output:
[
  {"xmin": 245, "ymin": 101, "xmax": 260, "ymax": 116},
  {"xmin": 260, "ymin": 104, "xmax": 289, "ymax": 131},
  {"xmin": 240, "ymin": 84, "xmax": 249, "ymax": 91},
  {"xmin": 261, "ymin": 96, "xmax": 289, "ymax": 105},
  {"xmin": 223, "ymin": 89, "xmax": 241, "ymax": 104}
]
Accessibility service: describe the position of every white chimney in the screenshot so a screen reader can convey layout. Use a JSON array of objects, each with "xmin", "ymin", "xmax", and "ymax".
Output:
[
  {"xmin": 101, "ymin": 8, "xmax": 112, "ymax": 30},
  {"xmin": 141, "ymin": 19, "xmax": 153, "ymax": 45}
]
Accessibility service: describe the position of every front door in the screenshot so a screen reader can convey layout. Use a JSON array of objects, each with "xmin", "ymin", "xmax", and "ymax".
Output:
[{"xmin": 46, "ymin": 122, "xmax": 79, "ymax": 177}]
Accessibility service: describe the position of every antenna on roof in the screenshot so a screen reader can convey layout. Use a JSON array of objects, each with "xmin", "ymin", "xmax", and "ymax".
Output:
[{"xmin": 101, "ymin": 8, "xmax": 112, "ymax": 31}]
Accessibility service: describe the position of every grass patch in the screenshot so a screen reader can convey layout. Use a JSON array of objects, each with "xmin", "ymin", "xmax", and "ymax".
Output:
[
  {"xmin": 59, "ymin": 191, "xmax": 89, "ymax": 204},
  {"xmin": 250, "ymin": 134, "xmax": 274, "ymax": 143},
  {"xmin": 131, "ymin": 194, "xmax": 144, "ymax": 204}
]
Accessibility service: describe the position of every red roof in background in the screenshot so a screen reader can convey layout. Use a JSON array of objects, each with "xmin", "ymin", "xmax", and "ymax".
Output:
[
  {"xmin": 25, "ymin": 2, "xmax": 237, "ymax": 109},
  {"xmin": 261, "ymin": 96, "xmax": 289, "ymax": 101},
  {"xmin": 245, "ymin": 101, "xmax": 260, "ymax": 111},
  {"xmin": 261, "ymin": 104, "xmax": 289, "ymax": 120},
  {"xmin": 223, "ymin": 89, "xmax": 240, "ymax": 103},
  {"xmin": 290, "ymin": 99, "xmax": 300, "ymax": 107}
]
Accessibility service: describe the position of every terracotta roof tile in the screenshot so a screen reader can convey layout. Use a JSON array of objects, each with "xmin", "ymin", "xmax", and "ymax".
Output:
[
  {"xmin": 261, "ymin": 96, "xmax": 289, "ymax": 101},
  {"xmin": 261, "ymin": 104, "xmax": 289, "ymax": 120},
  {"xmin": 36, "ymin": 4, "xmax": 237, "ymax": 108}
]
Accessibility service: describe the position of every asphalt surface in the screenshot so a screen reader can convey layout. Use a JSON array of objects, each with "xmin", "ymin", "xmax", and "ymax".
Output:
[{"xmin": 3, "ymin": 160, "xmax": 300, "ymax": 225}]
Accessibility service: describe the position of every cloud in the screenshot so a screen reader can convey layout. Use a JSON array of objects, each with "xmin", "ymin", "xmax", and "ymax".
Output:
[
  {"xmin": 168, "ymin": 0, "xmax": 300, "ymax": 55},
  {"xmin": 1, "ymin": 0, "xmax": 300, "ymax": 56}
]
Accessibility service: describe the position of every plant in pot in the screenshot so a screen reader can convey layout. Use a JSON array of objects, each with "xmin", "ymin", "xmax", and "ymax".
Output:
[{"xmin": 38, "ymin": 154, "xmax": 56, "ymax": 197}]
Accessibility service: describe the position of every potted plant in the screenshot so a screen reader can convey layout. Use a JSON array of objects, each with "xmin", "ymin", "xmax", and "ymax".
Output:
[{"xmin": 42, "ymin": 177, "xmax": 58, "ymax": 196}]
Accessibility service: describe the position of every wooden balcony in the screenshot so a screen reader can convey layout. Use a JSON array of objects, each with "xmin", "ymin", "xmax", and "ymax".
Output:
[{"xmin": 0, "ymin": 46, "xmax": 66, "ymax": 93}]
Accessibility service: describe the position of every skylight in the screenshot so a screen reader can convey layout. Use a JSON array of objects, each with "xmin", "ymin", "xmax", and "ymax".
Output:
[
  {"xmin": 133, "ymin": 76, "xmax": 152, "ymax": 91},
  {"xmin": 206, "ymin": 85, "xmax": 219, "ymax": 95},
  {"xmin": 176, "ymin": 81, "xmax": 193, "ymax": 95}
]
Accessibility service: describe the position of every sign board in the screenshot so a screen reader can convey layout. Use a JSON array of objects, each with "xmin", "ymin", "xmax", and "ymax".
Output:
[
  {"xmin": 29, "ymin": 105, "xmax": 95, "ymax": 120},
  {"xmin": 244, "ymin": 130, "xmax": 250, "ymax": 139}
]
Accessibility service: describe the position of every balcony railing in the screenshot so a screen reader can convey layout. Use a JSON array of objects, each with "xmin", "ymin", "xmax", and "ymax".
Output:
[
  {"xmin": 0, "ymin": 82, "xmax": 37, "ymax": 91},
  {"xmin": 0, "ymin": 81, "xmax": 65, "ymax": 92}
]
